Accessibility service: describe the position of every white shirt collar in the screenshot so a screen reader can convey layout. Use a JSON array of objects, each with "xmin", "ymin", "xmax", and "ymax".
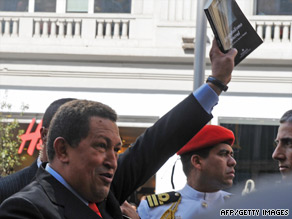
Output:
[{"xmin": 180, "ymin": 184, "xmax": 231, "ymax": 201}]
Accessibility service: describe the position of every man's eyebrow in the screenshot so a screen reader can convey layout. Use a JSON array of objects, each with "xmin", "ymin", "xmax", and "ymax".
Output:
[
  {"xmin": 276, "ymin": 137, "xmax": 292, "ymax": 142},
  {"xmin": 107, "ymin": 136, "xmax": 122, "ymax": 147},
  {"xmin": 99, "ymin": 135, "xmax": 122, "ymax": 147},
  {"xmin": 218, "ymin": 149, "xmax": 234, "ymax": 154},
  {"xmin": 279, "ymin": 138, "xmax": 292, "ymax": 143}
]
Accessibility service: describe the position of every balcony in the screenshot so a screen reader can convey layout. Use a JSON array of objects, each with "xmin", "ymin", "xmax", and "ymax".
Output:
[
  {"xmin": 0, "ymin": 12, "xmax": 141, "ymax": 61},
  {"xmin": 0, "ymin": 11, "xmax": 291, "ymax": 64}
]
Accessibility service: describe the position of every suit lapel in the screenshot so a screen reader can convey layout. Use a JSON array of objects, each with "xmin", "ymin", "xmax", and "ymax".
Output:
[
  {"xmin": 103, "ymin": 191, "xmax": 123, "ymax": 219},
  {"xmin": 36, "ymin": 164, "xmax": 102, "ymax": 219},
  {"xmin": 36, "ymin": 164, "xmax": 123, "ymax": 219}
]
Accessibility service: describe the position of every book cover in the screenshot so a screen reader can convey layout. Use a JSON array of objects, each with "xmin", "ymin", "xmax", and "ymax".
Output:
[{"xmin": 204, "ymin": 0, "xmax": 263, "ymax": 66}]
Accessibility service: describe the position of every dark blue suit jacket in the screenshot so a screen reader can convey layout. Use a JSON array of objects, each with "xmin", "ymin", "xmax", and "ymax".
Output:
[
  {"xmin": 0, "ymin": 94, "xmax": 212, "ymax": 218},
  {"xmin": 0, "ymin": 160, "xmax": 38, "ymax": 204}
]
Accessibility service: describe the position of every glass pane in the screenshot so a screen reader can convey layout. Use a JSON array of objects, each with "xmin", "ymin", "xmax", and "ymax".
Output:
[
  {"xmin": 94, "ymin": 0, "xmax": 131, "ymax": 13},
  {"xmin": 0, "ymin": 0, "xmax": 28, "ymax": 12},
  {"xmin": 257, "ymin": 0, "xmax": 292, "ymax": 15},
  {"xmin": 67, "ymin": 0, "xmax": 88, "ymax": 13},
  {"xmin": 220, "ymin": 123, "xmax": 280, "ymax": 189},
  {"xmin": 35, "ymin": 0, "xmax": 56, "ymax": 12}
]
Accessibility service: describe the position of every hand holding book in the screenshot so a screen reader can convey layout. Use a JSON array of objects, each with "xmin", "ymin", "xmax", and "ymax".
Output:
[
  {"xmin": 204, "ymin": 0, "xmax": 263, "ymax": 66},
  {"xmin": 207, "ymin": 39, "xmax": 238, "ymax": 95}
]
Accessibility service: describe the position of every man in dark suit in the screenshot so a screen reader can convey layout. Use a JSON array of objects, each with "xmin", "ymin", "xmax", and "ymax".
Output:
[
  {"xmin": 0, "ymin": 160, "xmax": 38, "ymax": 203},
  {"xmin": 0, "ymin": 98, "xmax": 75, "ymax": 204},
  {"xmin": 272, "ymin": 109, "xmax": 292, "ymax": 181},
  {"xmin": 0, "ymin": 40, "xmax": 237, "ymax": 218}
]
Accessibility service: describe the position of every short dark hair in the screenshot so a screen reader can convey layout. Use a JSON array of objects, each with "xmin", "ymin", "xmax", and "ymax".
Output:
[
  {"xmin": 180, "ymin": 146, "xmax": 214, "ymax": 176},
  {"xmin": 47, "ymin": 99, "xmax": 118, "ymax": 161},
  {"xmin": 280, "ymin": 110, "xmax": 292, "ymax": 124},
  {"xmin": 42, "ymin": 98, "xmax": 76, "ymax": 128}
]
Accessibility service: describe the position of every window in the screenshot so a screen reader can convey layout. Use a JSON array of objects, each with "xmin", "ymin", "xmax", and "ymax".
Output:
[
  {"xmin": 0, "ymin": 0, "xmax": 28, "ymax": 12},
  {"xmin": 94, "ymin": 0, "xmax": 131, "ymax": 13},
  {"xmin": 256, "ymin": 0, "xmax": 292, "ymax": 15},
  {"xmin": 220, "ymin": 120, "xmax": 281, "ymax": 189},
  {"xmin": 34, "ymin": 0, "xmax": 56, "ymax": 12},
  {"xmin": 67, "ymin": 0, "xmax": 88, "ymax": 13}
]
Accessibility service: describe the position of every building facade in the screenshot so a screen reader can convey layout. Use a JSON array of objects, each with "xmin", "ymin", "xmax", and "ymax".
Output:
[{"xmin": 0, "ymin": 0, "xmax": 292, "ymax": 197}]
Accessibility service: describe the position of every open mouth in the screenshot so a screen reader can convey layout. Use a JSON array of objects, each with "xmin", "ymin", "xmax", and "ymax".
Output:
[
  {"xmin": 99, "ymin": 173, "xmax": 113, "ymax": 183},
  {"xmin": 101, "ymin": 173, "xmax": 113, "ymax": 178}
]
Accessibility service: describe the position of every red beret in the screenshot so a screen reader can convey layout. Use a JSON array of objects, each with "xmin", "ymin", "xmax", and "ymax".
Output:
[{"xmin": 177, "ymin": 125, "xmax": 235, "ymax": 155}]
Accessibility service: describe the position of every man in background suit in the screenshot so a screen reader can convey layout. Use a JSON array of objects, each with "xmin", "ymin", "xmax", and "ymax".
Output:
[
  {"xmin": 272, "ymin": 109, "xmax": 292, "ymax": 181},
  {"xmin": 0, "ymin": 39, "xmax": 237, "ymax": 218},
  {"xmin": 0, "ymin": 98, "xmax": 75, "ymax": 203}
]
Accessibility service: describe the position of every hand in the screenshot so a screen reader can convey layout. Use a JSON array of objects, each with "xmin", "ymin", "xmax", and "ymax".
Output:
[
  {"xmin": 120, "ymin": 201, "xmax": 140, "ymax": 219},
  {"xmin": 208, "ymin": 39, "xmax": 237, "ymax": 94}
]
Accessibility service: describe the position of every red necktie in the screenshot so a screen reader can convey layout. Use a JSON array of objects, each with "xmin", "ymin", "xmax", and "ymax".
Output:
[{"xmin": 88, "ymin": 202, "xmax": 102, "ymax": 218}]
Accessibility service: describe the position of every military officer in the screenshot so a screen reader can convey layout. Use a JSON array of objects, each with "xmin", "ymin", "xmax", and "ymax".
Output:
[{"xmin": 137, "ymin": 125, "xmax": 236, "ymax": 218}]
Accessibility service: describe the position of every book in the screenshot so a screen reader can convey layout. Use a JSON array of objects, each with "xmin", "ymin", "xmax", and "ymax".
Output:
[{"xmin": 204, "ymin": 0, "xmax": 263, "ymax": 66}]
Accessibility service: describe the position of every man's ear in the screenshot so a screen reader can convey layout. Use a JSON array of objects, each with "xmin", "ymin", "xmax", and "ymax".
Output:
[
  {"xmin": 40, "ymin": 127, "xmax": 48, "ymax": 144},
  {"xmin": 191, "ymin": 154, "xmax": 203, "ymax": 170},
  {"xmin": 54, "ymin": 137, "xmax": 69, "ymax": 163},
  {"xmin": 40, "ymin": 127, "xmax": 47, "ymax": 141}
]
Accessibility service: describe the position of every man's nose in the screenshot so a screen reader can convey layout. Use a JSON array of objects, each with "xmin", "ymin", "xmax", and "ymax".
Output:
[
  {"xmin": 272, "ymin": 145, "xmax": 286, "ymax": 161},
  {"xmin": 228, "ymin": 156, "xmax": 237, "ymax": 167},
  {"xmin": 104, "ymin": 149, "xmax": 118, "ymax": 170}
]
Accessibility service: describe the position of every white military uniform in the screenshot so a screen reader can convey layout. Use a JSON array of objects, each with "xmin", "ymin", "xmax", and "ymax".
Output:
[{"xmin": 137, "ymin": 184, "xmax": 231, "ymax": 219}]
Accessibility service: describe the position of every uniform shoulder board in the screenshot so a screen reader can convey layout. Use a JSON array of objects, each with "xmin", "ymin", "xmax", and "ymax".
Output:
[{"xmin": 145, "ymin": 191, "xmax": 181, "ymax": 208}]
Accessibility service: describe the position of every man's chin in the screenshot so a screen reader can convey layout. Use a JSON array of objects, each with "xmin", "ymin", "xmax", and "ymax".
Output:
[
  {"xmin": 222, "ymin": 180, "xmax": 233, "ymax": 189},
  {"xmin": 282, "ymin": 172, "xmax": 292, "ymax": 181},
  {"xmin": 92, "ymin": 187, "xmax": 110, "ymax": 202}
]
